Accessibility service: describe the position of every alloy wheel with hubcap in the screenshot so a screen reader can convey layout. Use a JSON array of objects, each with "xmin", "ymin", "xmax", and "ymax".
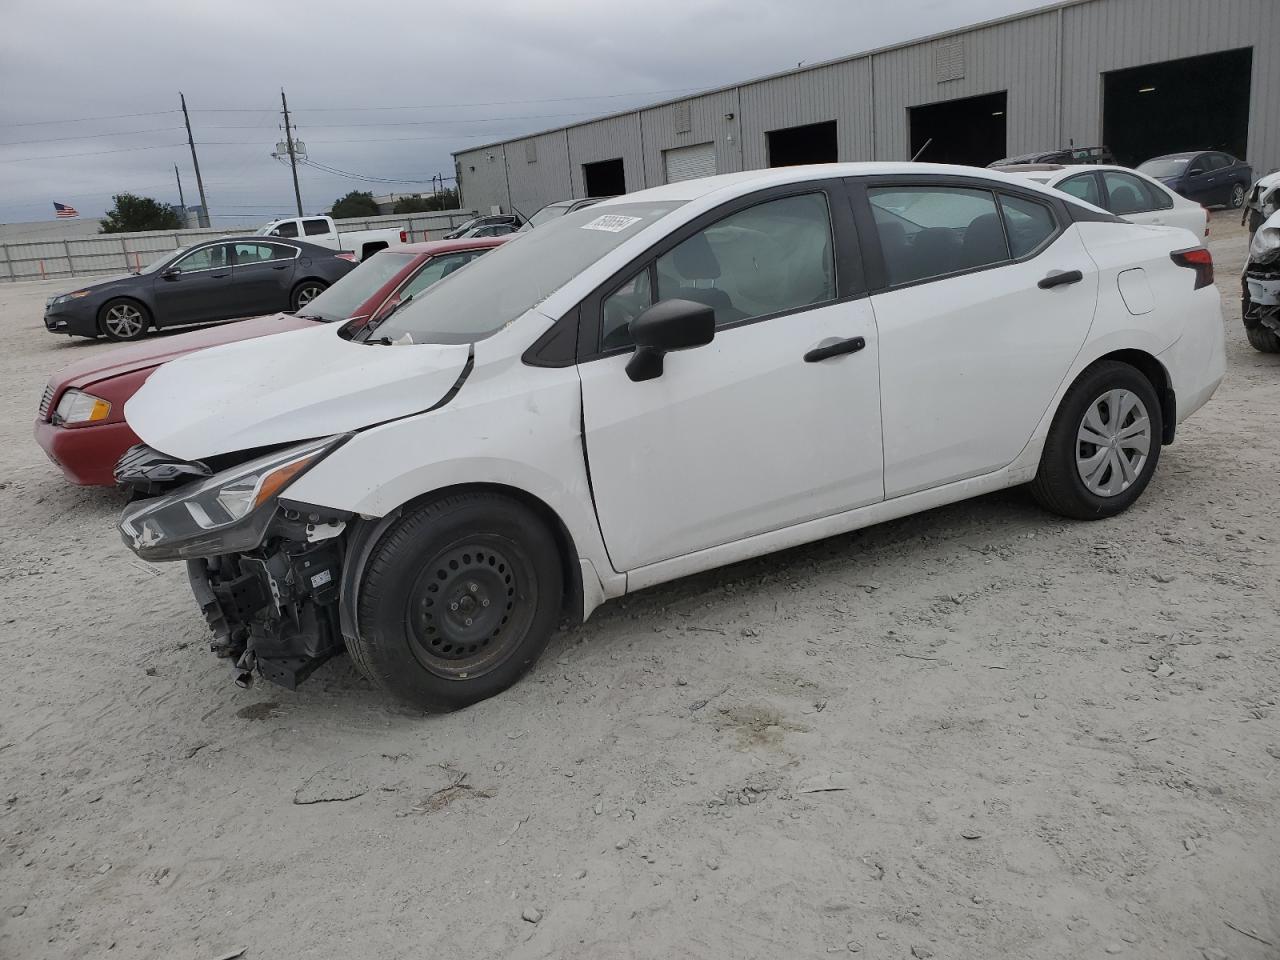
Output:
[
  {"xmin": 1030, "ymin": 360, "xmax": 1162, "ymax": 520},
  {"xmin": 100, "ymin": 300, "xmax": 148, "ymax": 341},
  {"xmin": 293, "ymin": 283, "xmax": 324, "ymax": 310},
  {"xmin": 1075, "ymin": 389, "xmax": 1151, "ymax": 497}
]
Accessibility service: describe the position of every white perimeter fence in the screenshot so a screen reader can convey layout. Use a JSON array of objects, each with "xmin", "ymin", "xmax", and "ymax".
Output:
[{"xmin": 0, "ymin": 210, "xmax": 477, "ymax": 283}]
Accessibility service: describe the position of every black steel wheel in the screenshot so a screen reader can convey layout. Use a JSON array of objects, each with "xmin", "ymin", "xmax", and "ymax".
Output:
[{"xmin": 350, "ymin": 493, "xmax": 563, "ymax": 710}]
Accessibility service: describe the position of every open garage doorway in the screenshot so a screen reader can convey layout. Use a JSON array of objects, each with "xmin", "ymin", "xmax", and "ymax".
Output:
[
  {"xmin": 767, "ymin": 120, "xmax": 838, "ymax": 167},
  {"xmin": 909, "ymin": 91, "xmax": 1007, "ymax": 166},
  {"xmin": 1103, "ymin": 48, "xmax": 1252, "ymax": 168},
  {"xmin": 583, "ymin": 158, "xmax": 625, "ymax": 197}
]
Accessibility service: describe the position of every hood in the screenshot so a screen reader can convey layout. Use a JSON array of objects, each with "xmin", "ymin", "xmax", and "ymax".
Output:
[
  {"xmin": 125, "ymin": 320, "xmax": 470, "ymax": 460},
  {"xmin": 52, "ymin": 313, "xmax": 313, "ymax": 391},
  {"xmin": 53, "ymin": 273, "xmax": 135, "ymax": 298}
]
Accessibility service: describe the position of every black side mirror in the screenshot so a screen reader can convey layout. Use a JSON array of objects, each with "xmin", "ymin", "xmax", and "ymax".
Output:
[
  {"xmin": 625, "ymin": 298, "xmax": 715, "ymax": 382},
  {"xmin": 161, "ymin": 266, "xmax": 181, "ymax": 280}
]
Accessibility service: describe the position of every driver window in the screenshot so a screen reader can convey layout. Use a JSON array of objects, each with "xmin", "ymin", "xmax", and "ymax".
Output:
[
  {"xmin": 177, "ymin": 244, "xmax": 228, "ymax": 271},
  {"xmin": 601, "ymin": 267, "xmax": 653, "ymax": 351},
  {"xmin": 655, "ymin": 192, "xmax": 835, "ymax": 328},
  {"xmin": 271, "ymin": 221, "xmax": 299, "ymax": 238}
]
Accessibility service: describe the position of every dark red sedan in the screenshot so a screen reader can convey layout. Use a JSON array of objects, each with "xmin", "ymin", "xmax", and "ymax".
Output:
[{"xmin": 34, "ymin": 237, "xmax": 508, "ymax": 486}]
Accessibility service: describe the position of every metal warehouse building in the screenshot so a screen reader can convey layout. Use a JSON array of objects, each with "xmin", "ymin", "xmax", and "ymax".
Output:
[{"xmin": 453, "ymin": 0, "xmax": 1278, "ymax": 217}]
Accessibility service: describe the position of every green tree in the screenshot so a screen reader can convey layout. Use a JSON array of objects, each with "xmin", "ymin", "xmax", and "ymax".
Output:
[
  {"xmin": 392, "ymin": 188, "xmax": 461, "ymax": 214},
  {"xmin": 329, "ymin": 191, "xmax": 381, "ymax": 219},
  {"xmin": 98, "ymin": 193, "xmax": 183, "ymax": 233}
]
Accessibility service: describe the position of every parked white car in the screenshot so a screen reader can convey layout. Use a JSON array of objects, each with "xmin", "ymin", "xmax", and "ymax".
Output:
[
  {"xmin": 1011, "ymin": 164, "xmax": 1209, "ymax": 237},
  {"xmin": 119, "ymin": 163, "xmax": 1225, "ymax": 709},
  {"xmin": 256, "ymin": 215, "xmax": 405, "ymax": 261}
]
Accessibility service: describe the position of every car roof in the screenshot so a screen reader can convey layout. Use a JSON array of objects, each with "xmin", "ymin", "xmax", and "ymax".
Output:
[
  {"xmin": 596, "ymin": 162, "xmax": 1066, "ymax": 206},
  {"xmin": 398, "ymin": 237, "xmax": 510, "ymax": 256},
  {"xmin": 1147, "ymin": 151, "xmax": 1205, "ymax": 161}
]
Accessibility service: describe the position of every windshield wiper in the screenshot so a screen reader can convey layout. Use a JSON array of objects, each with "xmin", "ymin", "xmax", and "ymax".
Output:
[{"xmin": 356, "ymin": 292, "xmax": 416, "ymax": 341}]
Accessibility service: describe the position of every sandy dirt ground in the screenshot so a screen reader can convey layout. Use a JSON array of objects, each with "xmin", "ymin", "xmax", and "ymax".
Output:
[{"xmin": 1, "ymin": 212, "xmax": 1277, "ymax": 960}]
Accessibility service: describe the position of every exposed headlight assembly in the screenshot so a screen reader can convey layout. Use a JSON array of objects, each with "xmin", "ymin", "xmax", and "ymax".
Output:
[
  {"xmin": 54, "ymin": 388, "xmax": 111, "ymax": 424},
  {"xmin": 120, "ymin": 435, "xmax": 346, "ymax": 561},
  {"xmin": 1251, "ymin": 225, "xmax": 1280, "ymax": 264}
]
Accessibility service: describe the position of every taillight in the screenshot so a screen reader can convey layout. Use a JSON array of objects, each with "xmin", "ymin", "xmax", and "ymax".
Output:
[
  {"xmin": 335, "ymin": 252, "xmax": 357, "ymax": 262},
  {"xmin": 1170, "ymin": 247, "xmax": 1213, "ymax": 289},
  {"xmin": 399, "ymin": 230, "xmax": 407, "ymax": 243}
]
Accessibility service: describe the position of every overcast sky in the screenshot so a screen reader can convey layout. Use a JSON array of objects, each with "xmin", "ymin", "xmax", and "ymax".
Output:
[{"xmin": 0, "ymin": 0, "xmax": 1050, "ymax": 226}]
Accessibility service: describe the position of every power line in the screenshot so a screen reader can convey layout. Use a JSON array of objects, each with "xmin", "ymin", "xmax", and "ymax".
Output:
[
  {"xmin": 0, "ymin": 142, "xmax": 187, "ymax": 164},
  {"xmin": 297, "ymin": 157, "xmax": 443, "ymax": 185},
  {"xmin": 189, "ymin": 87, "xmax": 704, "ymax": 114},
  {"xmin": 1, "ymin": 109, "xmax": 180, "ymax": 128},
  {"xmin": 0, "ymin": 126, "xmax": 185, "ymax": 148},
  {"xmin": 202, "ymin": 110, "xmax": 605, "ymax": 130}
]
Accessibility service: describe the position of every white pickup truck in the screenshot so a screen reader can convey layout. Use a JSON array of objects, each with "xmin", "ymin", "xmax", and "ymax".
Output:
[{"xmin": 255, "ymin": 215, "xmax": 405, "ymax": 261}]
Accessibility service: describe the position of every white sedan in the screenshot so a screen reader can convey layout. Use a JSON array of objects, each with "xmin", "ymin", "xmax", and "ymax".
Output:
[
  {"xmin": 118, "ymin": 163, "xmax": 1226, "ymax": 709},
  {"xmin": 1010, "ymin": 164, "xmax": 1209, "ymax": 238}
]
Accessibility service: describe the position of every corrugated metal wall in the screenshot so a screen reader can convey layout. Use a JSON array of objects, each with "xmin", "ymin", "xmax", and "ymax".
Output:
[
  {"xmin": 1061, "ymin": 0, "xmax": 1277, "ymax": 170},
  {"xmin": 455, "ymin": 0, "xmax": 1277, "ymax": 215},
  {"xmin": 871, "ymin": 9, "xmax": 1062, "ymax": 162}
]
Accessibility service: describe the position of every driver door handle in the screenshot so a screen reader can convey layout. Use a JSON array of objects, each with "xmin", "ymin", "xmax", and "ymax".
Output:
[
  {"xmin": 804, "ymin": 336, "xmax": 865, "ymax": 363},
  {"xmin": 1038, "ymin": 269, "xmax": 1083, "ymax": 289}
]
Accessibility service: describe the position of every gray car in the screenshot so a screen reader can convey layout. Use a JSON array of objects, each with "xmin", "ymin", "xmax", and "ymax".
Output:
[{"xmin": 42, "ymin": 236, "xmax": 358, "ymax": 342}]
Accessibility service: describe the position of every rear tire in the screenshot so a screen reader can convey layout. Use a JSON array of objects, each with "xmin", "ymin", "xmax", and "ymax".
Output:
[
  {"xmin": 1229, "ymin": 182, "xmax": 1246, "ymax": 209},
  {"xmin": 98, "ymin": 299, "xmax": 151, "ymax": 341},
  {"xmin": 1246, "ymin": 324, "xmax": 1280, "ymax": 353},
  {"xmin": 1030, "ymin": 361, "xmax": 1162, "ymax": 520},
  {"xmin": 349, "ymin": 493, "xmax": 563, "ymax": 711},
  {"xmin": 291, "ymin": 280, "xmax": 327, "ymax": 311}
]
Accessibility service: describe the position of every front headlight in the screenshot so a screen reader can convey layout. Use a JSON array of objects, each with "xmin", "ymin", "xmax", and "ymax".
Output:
[
  {"xmin": 120, "ymin": 435, "xmax": 345, "ymax": 561},
  {"xmin": 1251, "ymin": 225, "xmax": 1280, "ymax": 263},
  {"xmin": 53, "ymin": 290, "xmax": 92, "ymax": 305},
  {"xmin": 54, "ymin": 388, "xmax": 111, "ymax": 424}
]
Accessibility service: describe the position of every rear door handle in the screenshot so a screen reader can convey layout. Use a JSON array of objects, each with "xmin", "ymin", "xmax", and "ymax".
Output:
[
  {"xmin": 1038, "ymin": 269, "xmax": 1083, "ymax": 290},
  {"xmin": 804, "ymin": 336, "xmax": 865, "ymax": 362}
]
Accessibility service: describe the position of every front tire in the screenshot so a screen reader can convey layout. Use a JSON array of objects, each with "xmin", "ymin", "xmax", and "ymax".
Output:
[
  {"xmin": 349, "ymin": 493, "xmax": 563, "ymax": 710},
  {"xmin": 1030, "ymin": 361, "xmax": 1163, "ymax": 520},
  {"xmin": 1229, "ymin": 182, "xmax": 1246, "ymax": 209},
  {"xmin": 1246, "ymin": 324, "xmax": 1280, "ymax": 353},
  {"xmin": 291, "ymin": 280, "xmax": 327, "ymax": 312},
  {"xmin": 98, "ymin": 299, "xmax": 151, "ymax": 341}
]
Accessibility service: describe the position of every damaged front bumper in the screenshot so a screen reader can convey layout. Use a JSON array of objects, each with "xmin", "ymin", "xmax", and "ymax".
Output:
[
  {"xmin": 1243, "ymin": 266, "xmax": 1280, "ymax": 334},
  {"xmin": 185, "ymin": 511, "xmax": 348, "ymax": 689},
  {"xmin": 118, "ymin": 437, "xmax": 357, "ymax": 689}
]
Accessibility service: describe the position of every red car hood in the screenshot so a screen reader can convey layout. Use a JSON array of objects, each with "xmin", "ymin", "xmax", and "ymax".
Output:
[{"xmin": 53, "ymin": 314, "xmax": 316, "ymax": 391}]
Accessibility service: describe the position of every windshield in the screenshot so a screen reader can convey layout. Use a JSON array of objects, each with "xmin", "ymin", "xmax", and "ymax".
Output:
[
  {"xmin": 1137, "ymin": 157, "xmax": 1190, "ymax": 178},
  {"xmin": 138, "ymin": 247, "xmax": 185, "ymax": 274},
  {"xmin": 299, "ymin": 251, "xmax": 416, "ymax": 322},
  {"xmin": 367, "ymin": 201, "xmax": 684, "ymax": 345},
  {"xmin": 518, "ymin": 202, "xmax": 572, "ymax": 232}
]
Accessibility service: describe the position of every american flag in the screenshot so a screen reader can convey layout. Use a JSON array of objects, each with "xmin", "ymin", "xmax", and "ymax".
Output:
[{"xmin": 53, "ymin": 202, "xmax": 79, "ymax": 218}]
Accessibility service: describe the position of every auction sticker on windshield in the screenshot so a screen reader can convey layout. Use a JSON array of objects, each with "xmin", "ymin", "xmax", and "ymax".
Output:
[{"xmin": 581, "ymin": 215, "xmax": 641, "ymax": 233}]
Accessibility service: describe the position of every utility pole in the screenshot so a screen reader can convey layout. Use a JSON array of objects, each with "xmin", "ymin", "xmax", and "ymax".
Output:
[
  {"xmin": 179, "ymin": 93, "xmax": 210, "ymax": 227},
  {"xmin": 281, "ymin": 89, "xmax": 304, "ymax": 217},
  {"xmin": 174, "ymin": 164, "xmax": 186, "ymax": 210}
]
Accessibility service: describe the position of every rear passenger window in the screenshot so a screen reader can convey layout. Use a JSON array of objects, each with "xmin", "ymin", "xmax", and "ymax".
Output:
[
  {"xmin": 303, "ymin": 219, "xmax": 330, "ymax": 236},
  {"xmin": 1103, "ymin": 171, "xmax": 1155, "ymax": 215},
  {"xmin": 998, "ymin": 195, "xmax": 1057, "ymax": 258},
  {"xmin": 1058, "ymin": 173, "xmax": 1102, "ymax": 207},
  {"xmin": 655, "ymin": 192, "xmax": 835, "ymax": 327},
  {"xmin": 868, "ymin": 186, "xmax": 1008, "ymax": 285}
]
